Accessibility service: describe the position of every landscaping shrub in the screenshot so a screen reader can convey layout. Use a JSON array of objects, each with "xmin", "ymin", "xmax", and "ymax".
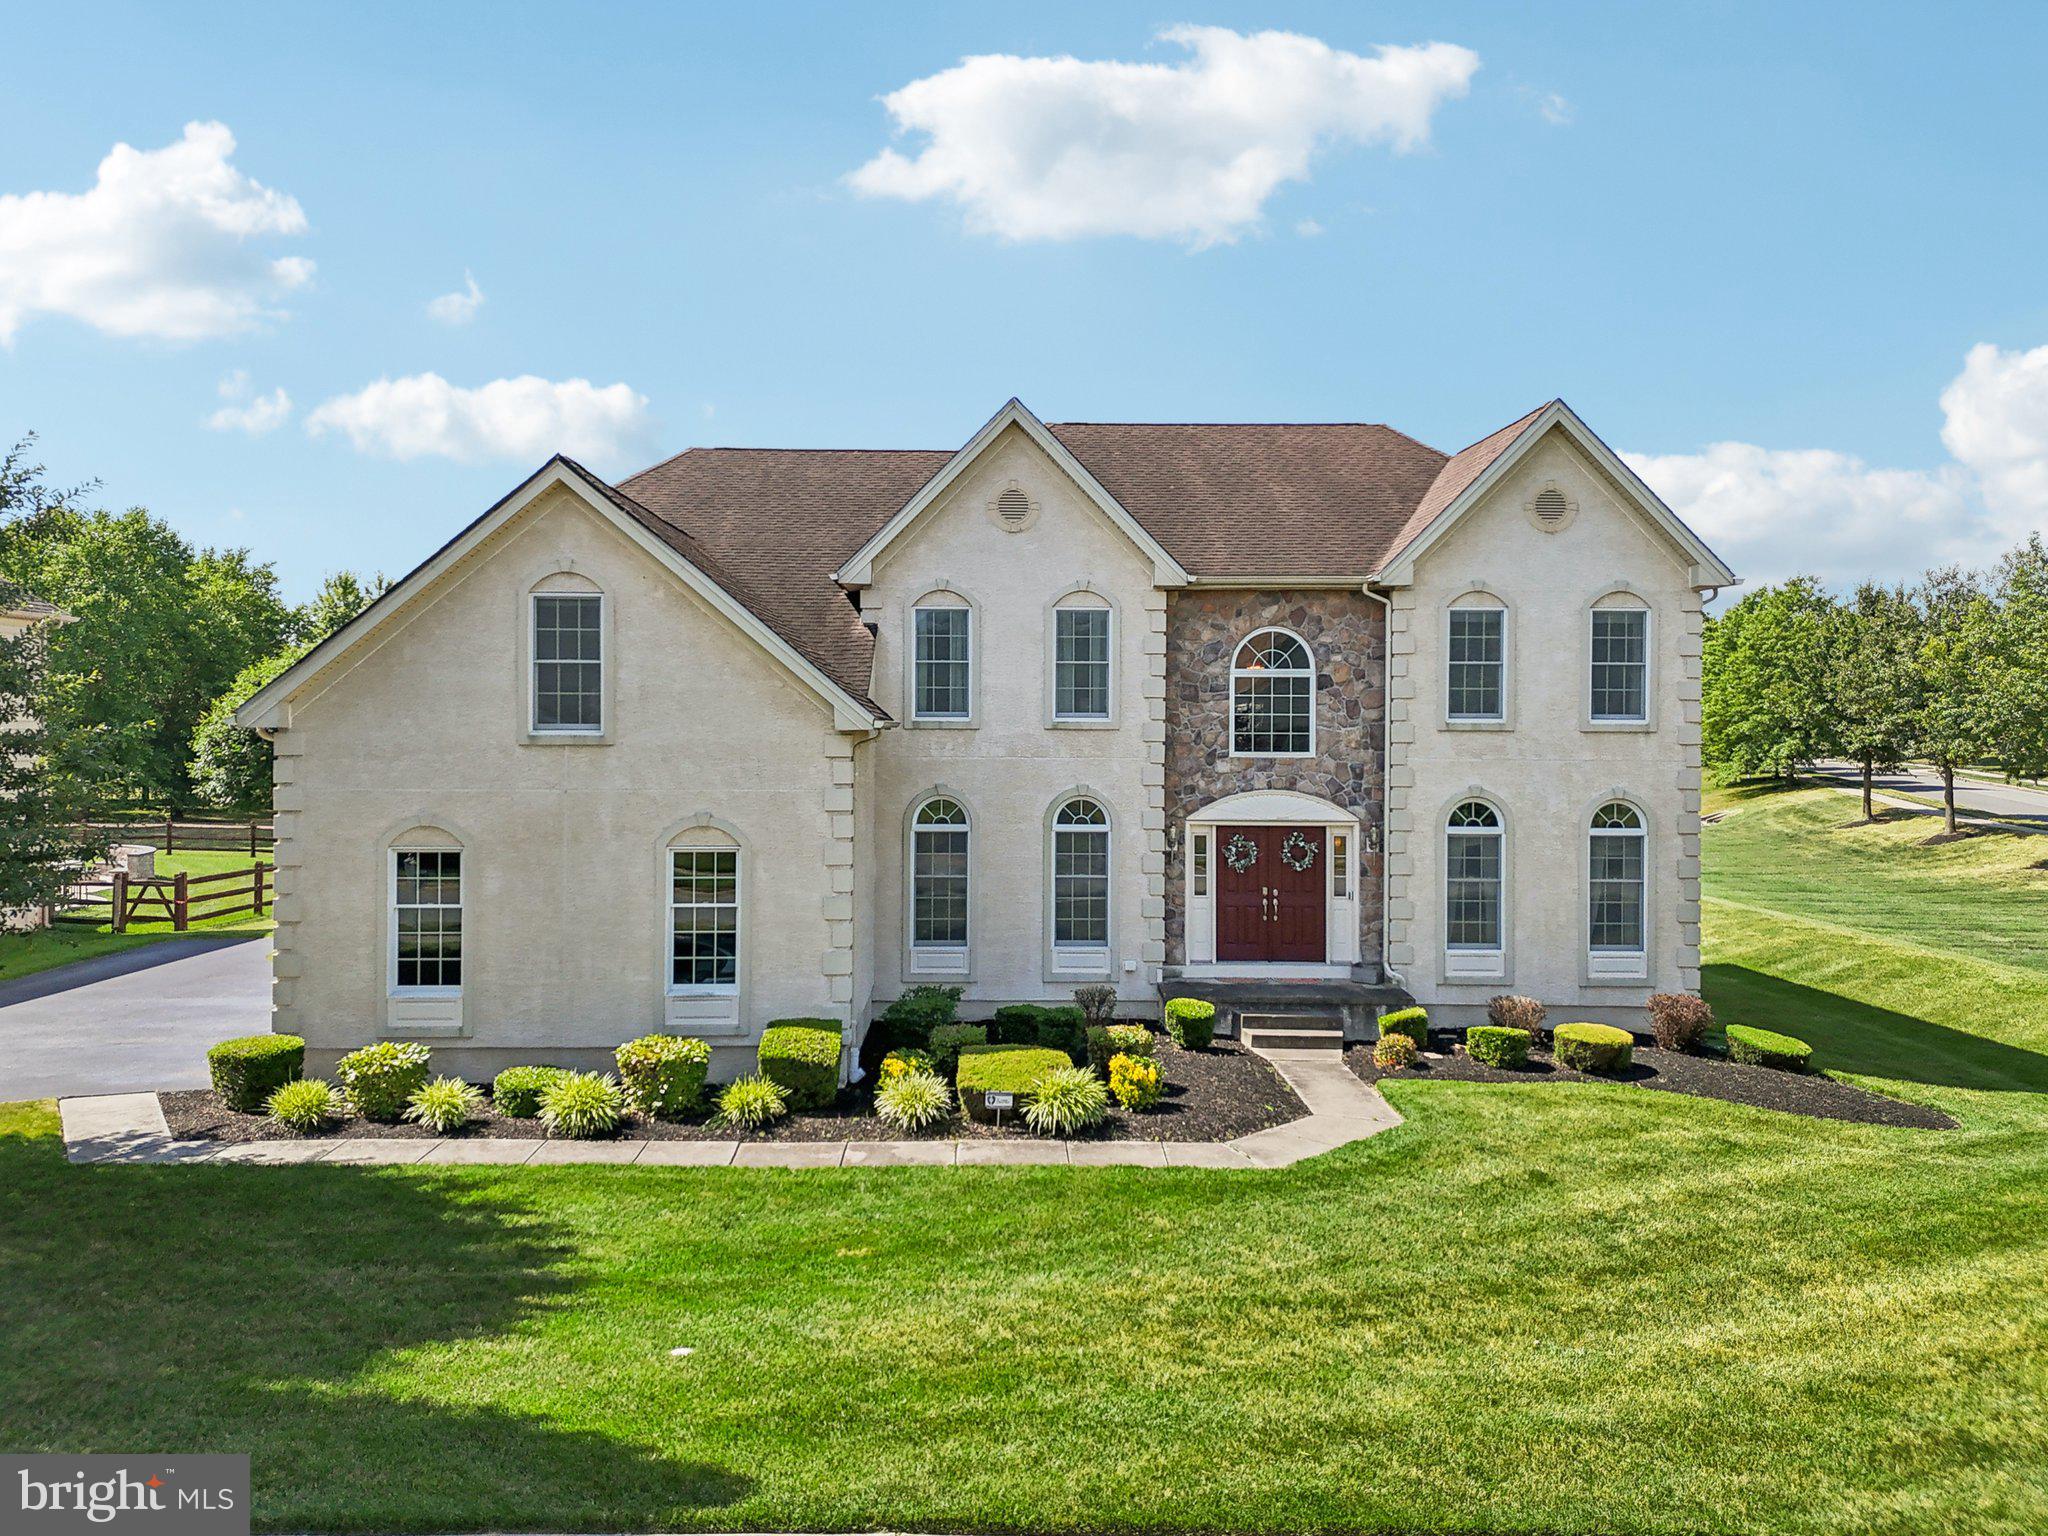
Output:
[
  {"xmin": 615, "ymin": 1033, "xmax": 712, "ymax": 1118},
  {"xmin": 928, "ymin": 1023, "xmax": 988, "ymax": 1076},
  {"xmin": 878, "ymin": 1047, "xmax": 935, "ymax": 1083},
  {"xmin": 1377, "ymin": 1006, "xmax": 1429, "ymax": 1049},
  {"xmin": 1726, "ymin": 1024, "xmax": 1814, "ymax": 1071},
  {"xmin": 208, "ymin": 1033, "xmax": 305, "ymax": 1113},
  {"xmin": 871, "ymin": 985, "xmax": 961, "ymax": 1053},
  {"xmin": 758, "ymin": 1020, "xmax": 842, "ymax": 1110},
  {"xmin": 1553, "ymin": 1022, "xmax": 1635, "ymax": 1075},
  {"xmin": 956, "ymin": 1043, "xmax": 1069, "ymax": 1122},
  {"xmin": 405, "ymin": 1076, "xmax": 484, "ymax": 1133},
  {"xmin": 1487, "ymin": 994, "xmax": 1547, "ymax": 1038},
  {"xmin": 1035, "ymin": 1004, "xmax": 1088, "ymax": 1062},
  {"xmin": 711, "ymin": 1074, "xmax": 788, "ymax": 1132},
  {"xmin": 538, "ymin": 1071, "xmax": 625, "ymax": 1138},
  {"xmin": 1086, "ymin": 1023, "xmax": 1155, "ymax": 1075},
  {"xmin": 336, "ymin": 1040, "xmax": 432, "ymax": 1122},
  {"xmin": 492, "ymin": 1066, "xmax": 563, "ymax": 1118},
  {"xmin": 1023, "ymin": 1064, "xmax": 1111, "ymax": 1137},
  {"xmin": 1649, "ymin": 992, "xmax": 1716, "ymax": 1054},
  {"xmin": 1466, "ymin": 1025, "xmax": 1531, "ymax": 1069},
  {"xmin": 1073, "ymin": 983, "xmax": 1119, "ymax": 1027},
  {"xmin": 990, "ymin": 1003, "xmax": 1048, "ymax": 1045},
  {"xmin": 1164, "ymin": 996, "xmax": 1216, "ymax": 1050},
  {"xmin": 874, "ymin": 1069, "xmax": 953, "ymax": 1132},
  {"xmin": 1373, "ymin": 1032, "xmax": 1417, "ymax": 1069},
  {"xmin": 1107, "ymin": 1052, "xmax": 1163, "ymax": 1110},
  {"xmin": 265, "ymin": 1078, "xmax": 338, "ymax": 1134}
]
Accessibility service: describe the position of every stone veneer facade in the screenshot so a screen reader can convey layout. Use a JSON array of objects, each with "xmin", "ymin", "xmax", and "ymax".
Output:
[{"xmin": 1161, "ymin": 588, "xmax": 1386, "ymax": 969}]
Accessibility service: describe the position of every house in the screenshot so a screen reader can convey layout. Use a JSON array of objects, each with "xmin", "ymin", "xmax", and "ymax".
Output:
[{"xmin": 239, "ymin": 399, "xmax": 1736, "ymax": 1078}]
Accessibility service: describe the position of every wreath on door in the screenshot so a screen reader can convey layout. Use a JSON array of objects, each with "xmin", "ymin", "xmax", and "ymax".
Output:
[
  {"xmin": 1280, "ymin": 830, "xmax": 1320, "ymax": 872},
  {"xmin": 1222, "ymin": 832, "xmax": 1260, "ymax": 873}
]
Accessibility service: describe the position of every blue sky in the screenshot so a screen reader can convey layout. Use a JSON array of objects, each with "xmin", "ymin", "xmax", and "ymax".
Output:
[{"xmin": 4, "ymin": 1, "xmax": 2046, "ymax": 600}]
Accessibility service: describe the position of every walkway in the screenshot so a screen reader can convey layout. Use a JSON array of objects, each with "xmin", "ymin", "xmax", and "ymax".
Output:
[{"xmin": 57, "ymin": 1045, "xmax": 1401, "ymax": 1170}]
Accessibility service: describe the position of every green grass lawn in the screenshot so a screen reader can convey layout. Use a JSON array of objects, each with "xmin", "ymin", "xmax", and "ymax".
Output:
[
  {"xmin": 0, "ymin": 849, "xmax": 274, "ymax": 983},
  {"xmin": 0, "ymin": 789, "xmax": 2043, "ymax": 1534}
]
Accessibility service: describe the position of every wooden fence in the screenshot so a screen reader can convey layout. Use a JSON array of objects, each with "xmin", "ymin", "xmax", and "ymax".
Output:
[
  {"xmin": 53, "ymin": 862, "xmax": 271, "ymax": 932},
  {"xmin": 87, "ymin": 818, "xmax": 275, "ymax": 856}
]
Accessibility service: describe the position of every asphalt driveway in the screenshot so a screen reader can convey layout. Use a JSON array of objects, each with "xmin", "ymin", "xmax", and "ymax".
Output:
[
  {"xmin": 1809, "ymin": 761, "xmax": 2048, "ymax": 827},
  {"xmin": 0, "ymin": 937, "xmax": 271, "ymax": 1101}
]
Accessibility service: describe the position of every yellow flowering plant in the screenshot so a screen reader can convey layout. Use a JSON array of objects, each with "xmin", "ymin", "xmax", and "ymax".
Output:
[{"xmin": 1107, "ymin": 1052, "xmax": 1163, "ymax": 1110}]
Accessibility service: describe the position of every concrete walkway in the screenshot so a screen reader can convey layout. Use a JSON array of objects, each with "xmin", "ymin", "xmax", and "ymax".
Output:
[{"xmin": 56, "ymin": 1046, "xmax": 1401, "ymax": 1170}]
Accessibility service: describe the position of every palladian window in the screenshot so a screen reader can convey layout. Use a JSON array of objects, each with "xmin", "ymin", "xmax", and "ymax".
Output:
[{"xmin": 1230, "ymin": 629, "xmax": 1314, "ymax": 756}]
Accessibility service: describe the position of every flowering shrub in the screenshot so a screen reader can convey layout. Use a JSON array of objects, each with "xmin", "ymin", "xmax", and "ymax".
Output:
[
  {"xmin": 1107, "ymin": 1052, "xmax": 1163, "ymax": 1110},
  {"xmin": 1373, "ymin": 1033, "xmax": 1418, "ymax": 1070}
]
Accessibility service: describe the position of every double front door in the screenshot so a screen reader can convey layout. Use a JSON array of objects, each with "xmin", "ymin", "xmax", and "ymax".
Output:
[{"xmin": 1214, "ymin": 825, "xmax": 1327, "ymax": 963}]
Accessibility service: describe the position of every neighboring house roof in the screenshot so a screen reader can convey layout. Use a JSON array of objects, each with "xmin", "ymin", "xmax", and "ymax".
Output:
[{"xmin": 0, "ymin": 584, "xmax": 73, "ymax": 624}]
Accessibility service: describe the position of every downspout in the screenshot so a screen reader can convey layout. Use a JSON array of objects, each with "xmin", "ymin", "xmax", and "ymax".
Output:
[
  {"xmin": 840, "ymin": 718, "xmax": 889, "ymax": 1085},
  {"xmin": 1360, "ymin": 585, "xmax": 1406, "ymax": 994}
]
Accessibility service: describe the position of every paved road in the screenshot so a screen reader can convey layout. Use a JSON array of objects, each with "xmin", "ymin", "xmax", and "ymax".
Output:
[
  {"xmin": 0, "ymin": 937, "xmax": 270, "ymax": 1101},
  {"xmin": 1809, "ymin": 761, "xmax": 2048, "ymax": 827}
]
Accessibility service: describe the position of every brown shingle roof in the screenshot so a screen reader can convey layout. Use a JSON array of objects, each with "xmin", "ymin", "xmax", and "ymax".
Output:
[{"xmin": 1379, "ymin": 403, "xmax": 1553, "ymax": 570}]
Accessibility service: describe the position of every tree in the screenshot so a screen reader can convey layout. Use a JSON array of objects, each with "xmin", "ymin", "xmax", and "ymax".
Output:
[
  {"xmin": 295, "ymin": 569, "xmax": 390, "ymax": 647},
  {"xmin": 1702, "ymin": 578, "xmax": 1840, "ymax": 782},
  {"xmin": 1912, "ymin": 568, "xmax": 2000, "ymax": 836},
  {"xmin": 1827, "ymin": 582, "xmax": 1923, "ymax": 820},
  {"xmin": 189, "ymin": 647, "xmax": 305, "ymax": 811},
  {"xmin": 0, "ymin": 590, "xmax": 108, "ymax": 914},
  {"xmin": 1983, "ymin": 535, "xmax": 2048, "ymax": 783}
]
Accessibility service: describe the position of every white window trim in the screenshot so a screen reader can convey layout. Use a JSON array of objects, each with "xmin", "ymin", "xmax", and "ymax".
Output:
[
  {"xmin": 906, "ymin": 594, "xmax": 977, "ymax": 728},
  {"xmin": 1443, "ymin": 593, "xmax": 1512, "ymax": 730},
  {"xmin": 906, "ymin": 794, "xmax": 973, "ymax": 977},
  {"xmin": 388, "ymin": 846, "xmax": 463, "ymax": 1000},
  {"xmin": 1045, "ymin": 588, "xmax": 1118, "ymax": 728},
  {"xmin": 526, "ymin": 587, "xmax": 609, "ymax": 741},
  {"xmin": 1228, "ymin": 625, "xmax": 1317, "ymax": 760},
  {"xmin": 1441, "ymin": 794, "xmax": 1509, "ymax": 985},
  {"xmin": 1584, "ymin": 592, "xmax": 1656, "ymax": 731},
  {"xmin": 1045, "ymin": 794, "xmax": 1113, "ymax": 979},
  {"xmin": 1585, "ymin": 796, "xmax": 1652, "ymax": 984},
  {"xmin": 667, "ymin": 845, "xmax": 742, "ymax": 998}
]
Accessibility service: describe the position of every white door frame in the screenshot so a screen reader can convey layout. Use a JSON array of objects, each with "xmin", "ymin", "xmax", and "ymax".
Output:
[{"xmin": 1182, "ymin": 789, "xmax": 1361, "ymax": 978}]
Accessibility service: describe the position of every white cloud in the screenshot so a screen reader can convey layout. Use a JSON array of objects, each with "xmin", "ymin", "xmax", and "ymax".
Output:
[
  {"xmin": 0, "ymin": 121, "xmax": 311, "ymax": 343},
  {"xmin": 306, "ymin": 373, "xmax": 653, "ymax": 466},
  {"xmin": 1623, "ymin": 341, "xmax": 2048, "ymax": 589},
  {"xmin": 204, "ymin": 370, "xmax": 291, "ymax": 434},
  {"xmin": 848, "ymin": 25, "xmax": 1479, "ymax": 245},
  {"xmin": 1536, "ymin": 92, "xmax": 1574, "ymax": 126},
  {"xmin": 426, "ymin": 270, "xmax": 485, "ymax": 325},
  {"xmin": 1294, "ymin": 217, "xmax": 1325, "ymax": 238}
]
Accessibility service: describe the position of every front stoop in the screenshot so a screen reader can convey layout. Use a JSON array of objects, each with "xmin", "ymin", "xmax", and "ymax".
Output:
[
  {"xmin": 1159, "ymin": 978, "xmax": 1415, "ymax": 1043},
  {"xmin": 55, "ymin": 1055, "xmax": 1400, "ymax": 1171}
]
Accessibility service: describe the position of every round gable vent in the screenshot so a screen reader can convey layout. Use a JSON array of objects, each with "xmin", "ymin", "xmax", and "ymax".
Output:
[
  {"xmin": 989, "ymin": 483, "xmax": 1038, "ymax": 533},
  {"xmin": 1526, "ymin": 482, "xmax": 1577, "ymax": 534}
]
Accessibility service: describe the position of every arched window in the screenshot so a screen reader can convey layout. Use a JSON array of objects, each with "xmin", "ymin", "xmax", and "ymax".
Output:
[
  {"xmin": 1588, "ymin": 802, "xmax": 1646, "ymax": 955},
  {"xmin": 1051, "ymin": 797, "xmax": 1110, "ymax": 948},
  {"xmin": 670, "ymin": 834, "xmax": 740, "ymax": 992},
  {"xmin": 391, "ymin": 839, "xmax": 463, "ymax": 993},
  {"xmin": 911, "ymin": 797, "xmax": 970, "ymax": 951},
  {"xmin": 1231, "ymin": 628, "xmax": 1314, "ymax": 756},
  {"xmin": 1445, "ymin": 800, "xmax": 1503, "ymax": 953}
]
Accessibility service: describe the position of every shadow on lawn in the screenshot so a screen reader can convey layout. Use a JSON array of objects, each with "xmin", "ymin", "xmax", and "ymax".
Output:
[
  {"xmin": 1703, "ymin": 963, "xmax": 2048, "ymax": 1094},
  {"xmin": 0, "ymin": 1128, "xmax": 749, "ymax": 1529}
]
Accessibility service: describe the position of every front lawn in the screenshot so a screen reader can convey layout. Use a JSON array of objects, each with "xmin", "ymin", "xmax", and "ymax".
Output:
[
  {"xmin": 0, "ymin": 791, "xmax": 2043, "ymax": 1534},
  {"xmin": 0, "ymin": 849, "xmax": 274, "ymax": 983}
]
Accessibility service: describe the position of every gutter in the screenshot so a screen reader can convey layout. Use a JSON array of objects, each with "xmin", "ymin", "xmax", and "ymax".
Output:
[{"xmin": 1359, "ymin": 584, "xmax": 1406, "ymax": 995}]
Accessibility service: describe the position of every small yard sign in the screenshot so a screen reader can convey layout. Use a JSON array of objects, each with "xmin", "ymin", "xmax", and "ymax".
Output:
[{"xmin": 985, "ymin": 1091, "xmax": 1014, "ymax": 1109}]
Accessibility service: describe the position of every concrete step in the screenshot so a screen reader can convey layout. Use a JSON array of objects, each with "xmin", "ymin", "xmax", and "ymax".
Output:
[{"xmin": 1240, "ymin": 1015, "xmax": 1346, "ymax": 1051}]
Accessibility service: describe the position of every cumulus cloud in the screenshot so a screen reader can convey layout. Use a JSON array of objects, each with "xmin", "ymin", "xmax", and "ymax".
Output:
[
  {"xmin": 426, "ymin": 270, "xmax": 485, "ymax": 325},
  {"xmin": 204, "ymin": 370, "xmax": 291, "ymax": 434},
  {"xmin": 0, "ymin": 121, "xmax": 311, "ymax": 343},
  {"xmin": 848, "ymin": 25, "xmax": 1479, "ymax": 245},
  {"xmin": 1536, "ymin": 92, "xmax": 1574, "ymax": 126},
  {"xmin": 1624, "ymin": 341, "xmax": 2048, "ymax": 589},
  {"xmin": 305, "ymin": 373, "xmax": 653, "ymax": 466},
  {"xmin": 1294, "ymin": 217, "xmax": 1325, "ymax": 238}
]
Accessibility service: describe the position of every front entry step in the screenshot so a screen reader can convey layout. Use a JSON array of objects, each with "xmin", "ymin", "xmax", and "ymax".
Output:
[{"xmin": 1239, "ymin": 1013, "xmax": 1346, "ymax": 1051}]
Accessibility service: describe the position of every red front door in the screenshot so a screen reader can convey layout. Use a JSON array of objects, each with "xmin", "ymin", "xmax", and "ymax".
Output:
[{"xmin": 1214, "ymin": 826, "xmax": 1327, "ymax": 963}]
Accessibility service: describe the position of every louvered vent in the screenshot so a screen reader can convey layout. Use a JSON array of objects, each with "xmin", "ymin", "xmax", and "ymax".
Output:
[
  {"xmin": 996, "ymin": 486, "xmax": 1032, "ymax": 530},
  {"xmin": 1533, "ymin": 487, "xmax": 1570, "ymax": 529}
]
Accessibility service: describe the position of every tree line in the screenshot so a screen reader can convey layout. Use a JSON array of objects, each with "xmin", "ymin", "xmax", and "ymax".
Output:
[{"xmin": 1704, "ymin": 536, "xmax": 2048, "ymax": 833}]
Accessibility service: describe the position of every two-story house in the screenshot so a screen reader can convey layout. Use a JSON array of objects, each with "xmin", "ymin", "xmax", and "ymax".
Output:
[{"xmin": 240, "ymin": 398, "xmax": 1735, "ymax": 1078}]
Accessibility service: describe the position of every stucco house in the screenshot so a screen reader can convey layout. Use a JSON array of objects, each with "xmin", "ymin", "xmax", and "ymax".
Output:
[{"xmin": 240, "ymin": 398, "xmax": 1736, "ymax": 1078}]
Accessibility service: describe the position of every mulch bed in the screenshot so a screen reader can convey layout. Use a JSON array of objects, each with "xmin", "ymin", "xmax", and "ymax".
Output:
[
  {"xmin": 1348, "ymin": 1040, "xmax": 1955, "ymax": 1130},
  {"xmin": 161, "ymin": 1035, "xmax": 1305, "ymax": 1147}
]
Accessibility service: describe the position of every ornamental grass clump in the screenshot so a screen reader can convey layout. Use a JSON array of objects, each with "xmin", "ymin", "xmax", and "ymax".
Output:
[
  {"xmin": 1726, "ymin": 1024, "xmax": 1814, "ymax": 1071},
  {"xmin": 1163, "ymin": 997, "xmax": 1216, "ymax": 1050},
  {"xmin": 615, "ymin": 1033, "xmax": 712, "ymax": 1118},
  {"xmin": 1649, "ymin": 992, "xmax": 1715, "ymax": 1054},
  {"xmin": 208, "ymin": 1033, "xmax": 305, "ymax": 1112},
  {"xmin": 538, "ymin": 1071, "xmax": 625, "ymax": 1138},
  {"xmin": 405, "ymin": 1076, "xmax": 484, "ymax": 1133},
  {"xmin": 1553, "ymin": 1022, "xmax": 1635, "ymax": 1075},
  {"xmin": 1023, "ymin": 1064, "xmax": 1110, "ymax": 1137},
  {"xmin": 336, "ymin": 1040, "xmax": 432, "ymax": 1122},
  {"xmin": 1107, "ymin": 1052, "xmax": 1162, "ymax": 1110},
  {"xmin": 1466, "ymin": 1025, "xmax": 1531, "ymax": 1069},
  {"xmin": 265, "ymin": 1078, "xmax": 340, "ymax": 1134},
  {"xmin": 1373, "ymin": 1032, "xmax": 1418, "ymax": 1070},
  {"xmin": 492, "ymin": 1066, "xmax": 564, "ymax": 1118},
  {"xmin": 874, "ymin": 1069, "xmax": 953, "ymax": 1132},
  {"xmin": 711, "ymin": 1074, "xmax": 788, "ymax": 1132}
]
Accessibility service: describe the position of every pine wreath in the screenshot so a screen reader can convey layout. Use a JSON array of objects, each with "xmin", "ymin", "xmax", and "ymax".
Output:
[
  {"xmin": 1222, "ymin": 833, "xmax": 1259, "ymax": 873},
  {"xmin": 1280, "ymin": 830, "xmax": 1319, "ymax": 872}
]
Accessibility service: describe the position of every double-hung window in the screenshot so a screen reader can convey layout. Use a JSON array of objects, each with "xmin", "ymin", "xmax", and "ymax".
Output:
[
  {"xmin": 1588, "ymin": 802, "xmax": 1646, "ymax": 974},
  {"xmin": 1444, "ymin": 800, "xmax": 1504, "ymax": 977},
  {"xmin": 911, "ymin": 797, "xmax": 970, "ymax": 967},
  {"xmin": 1051, "ymin": 798, "xmax": 1110, "ymax": 952},
  {"xmin": 1590, "ymin": 607, "xmax": 1650, "ymax": 723},
  {"xmin": 532, "ymin": 592, "xmax": 603, "ymax": 733},
  {"xmin": 1053, "ymin": 607, "xmax": 1112, "ymax": 720},
  {"xmin": 670, "ymin": 847, "xmax": 739, "ymax": 991},
  {"xmin": 393, "ymin": 849, "xmax": 462, "ymax": 992},
  {"xmin": 912, "ymin": 605, "xmax": 972, "ymax": 721},
  {"xmin": 1447, "ymin": 606, "xmax": 1505, "ymax": 722}
]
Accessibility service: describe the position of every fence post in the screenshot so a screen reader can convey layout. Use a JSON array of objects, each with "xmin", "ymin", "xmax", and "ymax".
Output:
[
  {"xmin": 111, "ymin": 870, "xmax": 128, "ymax": 934},
  {"xmin": 250, "ymin": 820, "xmax": 258, "ymax": 858},
  {"xmin": 173, "ymin": 871, "xmax": 189, "ymax": 932},
  {"xmin": 165, "ymin": 817, "xmax": 175, "ymax": 855},
  {"xmin": 253, "ymin": 863, "xmax": 266, "ymax": 916}
]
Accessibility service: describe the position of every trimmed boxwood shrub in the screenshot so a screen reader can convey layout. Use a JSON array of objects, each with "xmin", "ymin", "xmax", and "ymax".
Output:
[
  {"xmin": 871, "ymin": 985, "xmax": 961, "ymax": 1053},
  {"xmin": 336, "ymin": 1040, "xmax": 432, "ymax": 1122},
  {"xmin": 1466, "ymin": 1025, "xmax": 1531, "ymax": 1069},
  {"xmin": 928, "ymin": 1022, "xmax": 988, "ymax": 1075},
  {"xmin": 758, "ymin": 1019, "xmax": 842, "ymax": 1110},
  {"xmin": 1164, "ymin": 997, "xmax": 1216, "ymax": 1050},
  {"xmin": 956, "ymin": 1043, "xmax": 1069, "ymax": 1122},
  {"xmin": 1087, "ymin": 1022, "xmax": 1155, "ymax": 1075},
  {"xmin": 1553, "ymin": 1022, "xmax": 1635, "ymax": 1074},
  {"xmin": 1649, "ymin": 992, "xmax": 1716, "ymax": 1054},
  {"xmin": 989, "ymin": 1003, "xmax": 1047, "ymax": 1045},
  {"xmin": 1377, "ymin": 1006, "xmax": 1429, "ymax": 1049},
  {"xmin": 1726, "ymin": 1024, "xmax": 1814, "ymax": 1071},
  {"xmin": 1035, "ymin": 1004, "xmax": 1088, "ymax": 1062},
  {"xmin": 208, "ymin": 1033, "xmax": 305, "ymax": 1112},
  {"xmin": 492, "ymin": 1066, "xmax": 564, "ymax": 1118},
  {"xmin": 615, "ymin": 1033, "xmax": 712, "ymax": 1118}
]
